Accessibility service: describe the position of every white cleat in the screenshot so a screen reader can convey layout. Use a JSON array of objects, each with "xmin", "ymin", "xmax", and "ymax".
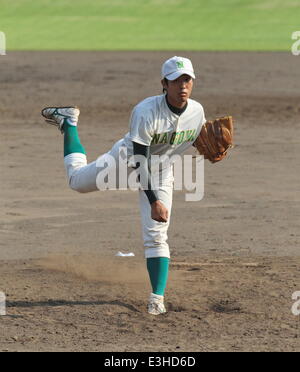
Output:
[
  {"xmin": 41, "ymin": 106, "xmax": 80, "ymax": 133},
  {"xmin": 148, "ymin": 293, "xmax": 167, "ymax": 315}
]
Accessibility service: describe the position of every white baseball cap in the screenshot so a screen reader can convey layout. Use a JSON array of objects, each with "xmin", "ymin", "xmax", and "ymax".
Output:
[{"xmin": 161, "ymin": 56, "xmax": 196, "ymax": 81}]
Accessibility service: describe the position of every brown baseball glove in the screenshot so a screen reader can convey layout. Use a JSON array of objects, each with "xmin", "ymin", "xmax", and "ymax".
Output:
[{"xmin": 193, "ymin": 116, "xmax": 234, "ymax": 163}]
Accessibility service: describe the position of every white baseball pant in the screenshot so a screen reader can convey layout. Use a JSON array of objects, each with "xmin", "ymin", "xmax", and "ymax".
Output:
[{"xmin": 64, "ymin": 147, "xmax": 173, "ymax": 259}]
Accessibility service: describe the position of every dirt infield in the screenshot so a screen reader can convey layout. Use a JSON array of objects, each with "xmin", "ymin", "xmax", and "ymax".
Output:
[{"xmin": 0, "ymin": 51, "xmax": 299, "ymax": 352}]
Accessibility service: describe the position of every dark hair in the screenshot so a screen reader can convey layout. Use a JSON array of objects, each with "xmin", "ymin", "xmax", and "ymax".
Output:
[{"xmin": 162, "ymin": 78, "xmax": 169, "ymax": 94}]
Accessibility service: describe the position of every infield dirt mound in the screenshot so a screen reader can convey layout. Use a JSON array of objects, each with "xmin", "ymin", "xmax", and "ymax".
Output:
[
  {"xmin": 0, "ymin": 51, "xmax": 299, "ymax": 351},
  {"xmin": 0, "ymin": 255, "xmax": 299, "ymax": 351}
]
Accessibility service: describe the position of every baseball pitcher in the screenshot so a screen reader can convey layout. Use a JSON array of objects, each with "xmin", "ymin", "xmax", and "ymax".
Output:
[{"xmin": 41, "ymin": 56, "xmax": 233, "ymax": 315}]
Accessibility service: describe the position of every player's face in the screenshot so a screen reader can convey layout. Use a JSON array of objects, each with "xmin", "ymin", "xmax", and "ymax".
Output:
[{"xmin": 162, "ymin": 74, "xmax": 194, "ymax": 108}]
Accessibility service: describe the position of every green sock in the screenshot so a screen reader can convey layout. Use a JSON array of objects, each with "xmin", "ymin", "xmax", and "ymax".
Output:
[
  {"xmin": 63, "ymin": 119, "xmax": 86, "ymax": 157},
  {"xmin": 146, "ymin": 257, "xmax": 170, "ymax": 296}
]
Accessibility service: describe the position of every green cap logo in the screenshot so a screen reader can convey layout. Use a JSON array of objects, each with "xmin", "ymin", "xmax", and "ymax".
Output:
[{"xmin": 176, "ymin": 61, "xmax": 184, "ymax": 69}]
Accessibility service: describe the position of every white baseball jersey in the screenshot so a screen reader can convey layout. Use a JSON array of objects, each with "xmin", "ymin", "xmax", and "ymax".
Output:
[{"xmin": 121, "ymin": 94, "xmax": 206, "ymax": 164}]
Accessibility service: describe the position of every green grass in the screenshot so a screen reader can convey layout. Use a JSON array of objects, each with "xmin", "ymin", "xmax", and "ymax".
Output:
[{"xmin": 0, "ymin": 0, "xmax": 299, "ymax": 51}]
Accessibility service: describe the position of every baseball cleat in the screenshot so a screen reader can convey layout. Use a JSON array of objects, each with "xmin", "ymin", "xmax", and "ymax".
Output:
[
  {"xmin": 41, "ymin": 106, "xmax": 80, "ymax": 133},
  {"xmin": 148, "ymin": 293, "xmax": 167, "ymax": 315}
]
